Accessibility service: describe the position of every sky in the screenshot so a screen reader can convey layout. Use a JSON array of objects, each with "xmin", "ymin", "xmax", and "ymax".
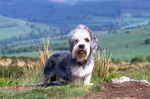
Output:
[{"xmin": 49, "ymin": 0, "xmax": 67, "ymax": 3}]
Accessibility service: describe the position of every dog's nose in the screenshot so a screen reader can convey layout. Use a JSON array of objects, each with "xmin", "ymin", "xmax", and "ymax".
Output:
[{"xmin": 79, "ymin": 44, "xmax": 85, "ymax": 49}]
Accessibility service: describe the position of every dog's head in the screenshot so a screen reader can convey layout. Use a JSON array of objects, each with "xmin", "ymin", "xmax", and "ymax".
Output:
[{"xmin": 68, "ymin": 25, "xmax": 98, "ymax": 62}]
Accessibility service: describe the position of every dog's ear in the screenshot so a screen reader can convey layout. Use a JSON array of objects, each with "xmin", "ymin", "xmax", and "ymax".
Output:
[
  {"xmin": 69, "ymin": 41, "xmax": 73, "ymax": 52},
  {"xmin": 68, "ymin": 30, "xmax": 74, "ymax": 52},
  {"xmin": 81, "ymin": 25, "xmax": 98, "ymax": 53},
  {"xmin": 91, "ymin": 34, "xmax": 98, "ymax": 53}
]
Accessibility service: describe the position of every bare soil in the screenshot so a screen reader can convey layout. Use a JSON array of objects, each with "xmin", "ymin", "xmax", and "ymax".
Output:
[
  {"xmin": 0, "ymin": 85, "xmax": 39, "ymax": 92},
  {"xmin": 1, "ymin": 82, "xmax": 150, "ymax": 99},
  {"xmin": 87, "ymin": 82, "xmax": 150, "ymax": 99}
]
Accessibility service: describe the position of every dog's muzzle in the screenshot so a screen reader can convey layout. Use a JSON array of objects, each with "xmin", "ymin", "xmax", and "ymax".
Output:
[{"xmin": 78, "ymin": 44, "xmax": 86, "ymax": 55}]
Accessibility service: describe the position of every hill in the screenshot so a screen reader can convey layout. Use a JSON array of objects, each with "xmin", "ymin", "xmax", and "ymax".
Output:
[
  {"xmin": 0, "ymin": 0, "xmax": 150, "ymax": 32},
  {"xmin": 0, "ymin": 15, "xmax": 65, "ymax": 44},
  {"xmin": 0, "ymin": 15, "xmax": 68, "ymax": 56}
]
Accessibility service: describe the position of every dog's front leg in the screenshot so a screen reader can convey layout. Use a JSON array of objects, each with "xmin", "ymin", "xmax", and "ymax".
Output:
[{"xmin": 84, "ymin": 74, "xmax": 93, "ymax": 85}]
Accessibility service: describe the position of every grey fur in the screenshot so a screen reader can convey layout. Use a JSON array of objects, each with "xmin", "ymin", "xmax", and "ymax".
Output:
[{"xmin": 40, "ymin": 25, "xmax": 98, "ymax": 86}]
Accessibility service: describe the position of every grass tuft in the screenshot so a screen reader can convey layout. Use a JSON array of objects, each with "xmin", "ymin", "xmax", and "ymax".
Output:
[
  {"xmin": 93, "ymin": 49, "xmax": 112, "ymax": 77},
  {"xmin": 33, "ymin": 37, "xmax": 53, "ymax": 66}
]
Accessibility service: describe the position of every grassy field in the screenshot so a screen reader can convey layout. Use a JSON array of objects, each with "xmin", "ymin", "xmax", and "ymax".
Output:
[
  {"xmin": 0, "ymin": 15, "xmax": 150, "ymax": 62},
  {"xmin": 97, "ymin": 33, "xmax": 150, "ymax": 61},
  {"xmin": 0, "ymin": 51, "xmax": 150, "ymax": 99},
  {"xmin": 2, "ymin": 33, "xmax": 150, "ymax": 61},
  {"xmin": 0, "ymin": 38, "xmax": 150, "ymax": 99},
  {"xmin": 0, "ymin": 15, "xmax": 58, "ymax": 41},
  {"xmin": 0, "ymin": 16, "xmax": 31, "ymax": 40}
]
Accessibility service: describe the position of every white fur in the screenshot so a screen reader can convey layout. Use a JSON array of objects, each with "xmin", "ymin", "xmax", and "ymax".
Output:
[
  {"xmin": 72, "ymin": 39, "xmax": 91, "ymax": 62},
  {"xmin": 72, "ymin": 29, "xmax": 90, "ymax": 41},
  {"xmin": 71, "ymin": 58, "xmax": 94, "ymax": 78},
  {"xmin": 71, "ymin": 28, "xmax": 91, "ymax": 62}
]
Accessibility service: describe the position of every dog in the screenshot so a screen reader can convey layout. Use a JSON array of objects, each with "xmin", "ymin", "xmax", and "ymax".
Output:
[{"xmin": 40, "ymin": 25, "xmax": 98, "ymax": 86}]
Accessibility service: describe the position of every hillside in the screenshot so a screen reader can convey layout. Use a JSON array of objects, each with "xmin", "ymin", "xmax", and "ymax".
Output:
[
  {"xmin": 0, "ymin": 15, "xmax": 64, "ymax": 44},
  {"xmin": 0, "ymin": 0, "xmax": 150, "ymax": 31},
  {"xmin": 0, "ymin": 15, "xmax": 67, "ymax": 56},
  {"xmin": 0, "ymin": 0, "xmax": 150, "ymax": 61}
]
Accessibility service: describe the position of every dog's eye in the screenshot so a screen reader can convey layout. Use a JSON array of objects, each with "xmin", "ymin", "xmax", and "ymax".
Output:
[
  {"xmin": 75, "ymin": 39, "xmax": 79, "ymax": 42},
  {"xmin": 85, "ymin": 38, "xmax": 90, "ymax": 42}
]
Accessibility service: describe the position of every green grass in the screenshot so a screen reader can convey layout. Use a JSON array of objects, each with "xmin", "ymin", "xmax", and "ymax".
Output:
[
  {"xmin": 0, "ymin": 16, "xmax": 32, "ymax": 40},
  {"xmin": 0, "ymin": 83, "xmax": 101, "ymax": 99},
  {"xmin": 97, "ymin": 33, "xmax": 150, "ymax": 61},
  {"xmin": 117, "ymin": 65, "xmax": 150, "ymax": 82}
]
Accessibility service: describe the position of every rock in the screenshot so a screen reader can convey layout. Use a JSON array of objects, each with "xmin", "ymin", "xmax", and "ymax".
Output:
[
  {"xmin": 111, "ymin": 76, "xmax": 131, "ymax": 84},
  {"xmin": 111, "ymin": 76, "xmax": 150, "ymax": 85}
]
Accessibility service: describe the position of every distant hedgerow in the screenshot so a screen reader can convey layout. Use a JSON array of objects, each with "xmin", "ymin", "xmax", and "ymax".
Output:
[
  {"xmin": 146, "ymin": 55, "xmax": 150, "ymax": 62},
  {"xmin": 131, "ymin": 56, "xmax": 146, "ymax": 63}
]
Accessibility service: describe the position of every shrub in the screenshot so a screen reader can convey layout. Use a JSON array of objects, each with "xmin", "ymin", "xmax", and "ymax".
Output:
[
  {"xmin": 130, "ymin": 56, "xmax": 146, "ymax": 63},
  {"xmin": 145, "ymin": 38, "xmax": 150, "ymax": 44},
  {"xmin": 146, "ymin": 55, "xmax": 150, "ymax": 62}
]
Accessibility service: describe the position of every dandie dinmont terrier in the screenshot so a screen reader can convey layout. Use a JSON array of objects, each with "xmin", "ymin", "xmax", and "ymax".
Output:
[{"xmin": 40, "ymin": 25, "xmax": 98, "ymax": 86}]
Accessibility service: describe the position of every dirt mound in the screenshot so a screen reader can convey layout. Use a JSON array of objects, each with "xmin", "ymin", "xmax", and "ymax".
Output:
[{"xmin": 95, "ymin": 82, "xmax": 150, "ymax": 99}]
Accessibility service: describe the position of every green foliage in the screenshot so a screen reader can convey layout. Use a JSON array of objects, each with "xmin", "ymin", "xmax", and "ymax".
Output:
[
  {"xmin": 144, "ymin": 38, "xmax": 150, "ymax": 44},
  {"xmin": 1, "ymin": 56, "xmax": 9, "ymax": 59},
  {"xmin": 0, "ymin": 66, "xmax": 5, "ymax": 77},
  {"xmin": 0, "ymin": 66, "xmax": 24, "ymax": 78},
  {"xmin": 4, "ymin": 66, "xmax": 24, "ymax": 78},
  {"xmin": 116, "ymin": 59, "xmax": 123, "ymax": 63},
  {"xmin": 146, "ymin": 55, "xmax": 150, "ymax": 62},
  {"xmin": 131, "ymin": 56, "xmax": 147, "ymax": 63},
  {"xmin": 125, "ymin": 65, "xmax": 150, "ymax": 81},
  {"xmin": 104, "ymin": 72, "xmax": 122, "ymax": 82},
  {"xmin": 89, "ymin": 84, "xmax": 102, "ymax": 92},
  {"xmin": 0, "ymin": 78, "xmax": 19, "ymax": 87}
]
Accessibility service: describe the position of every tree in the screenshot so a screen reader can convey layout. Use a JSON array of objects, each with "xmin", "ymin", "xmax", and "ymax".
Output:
[{"xmin": 145, "ymin": 38, "xmax": 150, "ymax": 44}]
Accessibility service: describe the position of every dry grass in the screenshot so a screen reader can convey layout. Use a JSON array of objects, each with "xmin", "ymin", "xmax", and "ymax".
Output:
[
  {"xmin": 23, "ymin": 59, "xmax": 42, "ymax": 83},
  {"xmin": 22, "ymin": 37, "xmax": 53, "ymax": 84},
  {"xmin": 33, "ymin": 37, "xmax": 53, "ymax": 66},
  {"xmin": 93, "ymin": 49, "xmax": 112, "ymax": 77}
]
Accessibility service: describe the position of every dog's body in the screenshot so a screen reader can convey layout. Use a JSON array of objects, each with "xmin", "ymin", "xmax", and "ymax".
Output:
[{"xmin": 40, "ymin": 25, "xmax": 98, "ymax": 86}]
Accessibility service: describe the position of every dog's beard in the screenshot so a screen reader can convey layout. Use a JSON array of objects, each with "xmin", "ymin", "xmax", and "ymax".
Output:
[{"xmin": 72, "ymin": 43, "xmax": 90, "ymax": 62}]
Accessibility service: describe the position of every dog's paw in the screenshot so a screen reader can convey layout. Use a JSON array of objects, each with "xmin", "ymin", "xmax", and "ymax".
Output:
[{"xmin": 84, "ymin": 83, "xmax": 94, "ymax": 86}]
